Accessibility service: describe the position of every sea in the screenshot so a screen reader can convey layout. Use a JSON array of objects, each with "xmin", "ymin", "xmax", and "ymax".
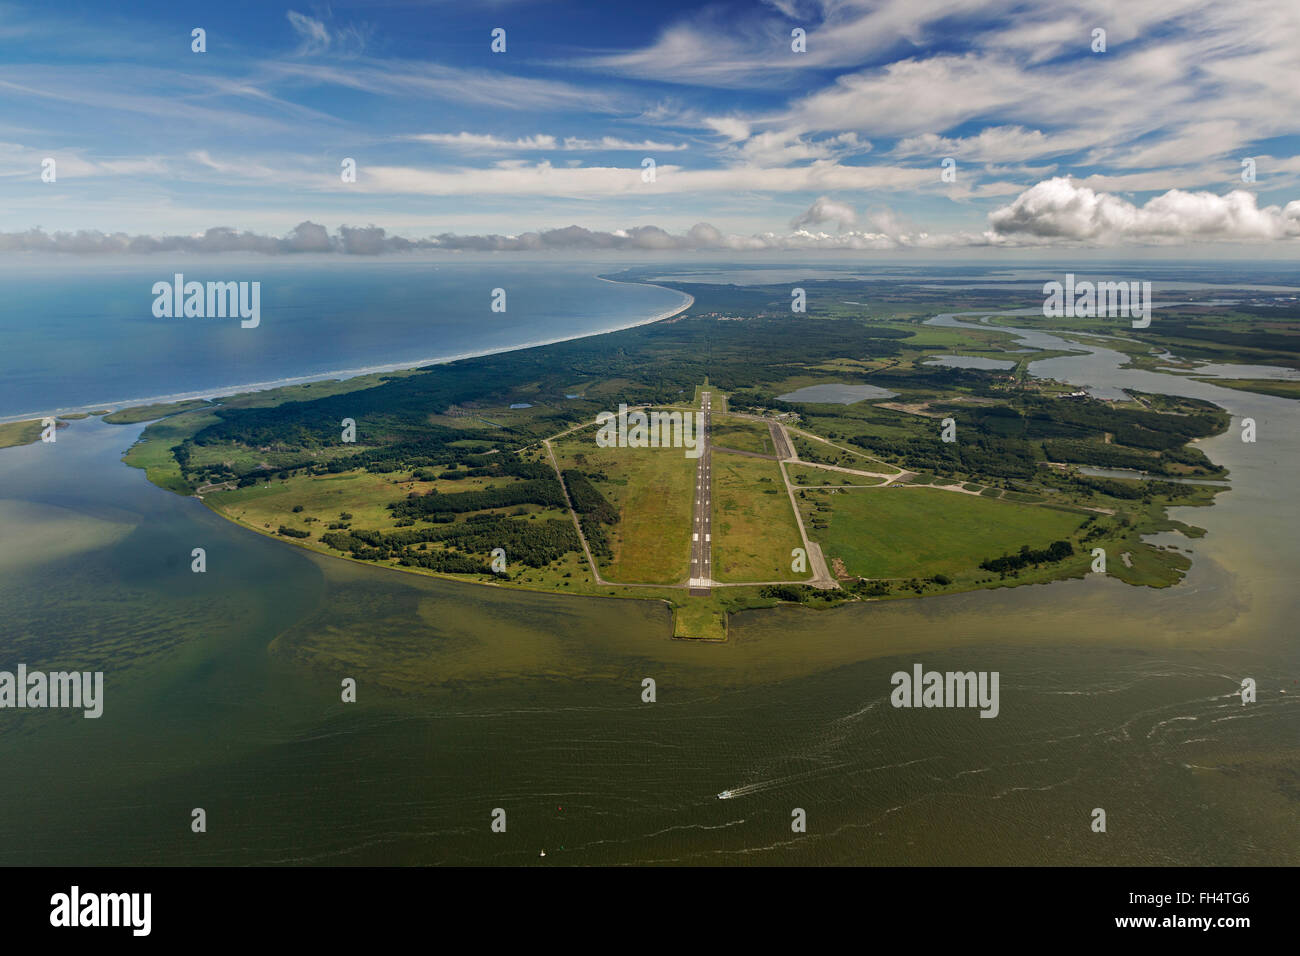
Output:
[{"xmin": 0, "ymin": 258, "xmax": 690, "ymax": 421}]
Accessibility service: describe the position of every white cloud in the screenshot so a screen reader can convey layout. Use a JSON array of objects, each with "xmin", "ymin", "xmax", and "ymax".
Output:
[
  {"xmin": 286, "ymin": 12, "xmax": 331, "ymax": 55},
  {"xmin": 266, "ymin": 60, "xmax": 623, "ymax": 113},
  {"xmin": 0, "ymin": 67, "xmax": 323, "ymax": 135},
  {"xmin": 893, "ymin": 126, "xmax": 1068, "ymax": 164},
  {"xmin": 411, "ymin": 133, "xmax": 560, "ymax": 151},
  {"xmin": 286, "ymin": 10, "xmax": 370, "ymax": 56},
  {"xmin": 988, "ymin": 176, "xmax": 1300, "ymax": 241},
  {"xmin": 348, "ymin": 159, "xmax": 935, "ymax": 198},
  {"xmin": 705, "ymin": 117, "xmax": 752, "ymax": 141},
  {"xmin": 0, "ymin": 141, "xmax": 168, "ymax": 179},
  {"xmin": 409, "ymin": 133, "xmax": 688, "ymax": 152},
  {"xmin": 564, "ymin": 136, "xmax": 687, "ymax": 152},
  {"xmin": 791, "ymin": 196, "xmax": 857, "ymax": 230},
  {"xmin": 0, "ymin": 216, "xmax": 993, "ymax": 255},
  {"xmin": 674, "ymin": 0, "xmax": 1300, "ymax": 199},
  {"xmin": 726, "ymin": 130, "xmax": 869, "ymax": 166}
]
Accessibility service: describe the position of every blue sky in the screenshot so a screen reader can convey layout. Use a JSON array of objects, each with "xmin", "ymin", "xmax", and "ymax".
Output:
[{"xmin": 3, "ymin": 0, "xmax": 1300, "ymax": 252}]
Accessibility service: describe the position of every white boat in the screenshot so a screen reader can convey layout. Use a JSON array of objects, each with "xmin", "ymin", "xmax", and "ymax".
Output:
[{"xmin": 717, "ymin": 790, "xmax": 733, "ymax": 800}]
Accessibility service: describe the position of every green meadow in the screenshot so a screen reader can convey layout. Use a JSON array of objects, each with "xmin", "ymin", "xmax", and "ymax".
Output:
[
  {"xmin": 711, "ymin": 452, "xmax": 807, "ymax": 583},
  {"xmin": 800, "ymin": 486, "xmax": 1083, "ymax": 581},
  {"xmin": 709, "ymin": 417, "xmax": 775, "ymax": 455},
  {"xmin": 553, "ymin": 424, "xmax": 696, "ymax": 584}
]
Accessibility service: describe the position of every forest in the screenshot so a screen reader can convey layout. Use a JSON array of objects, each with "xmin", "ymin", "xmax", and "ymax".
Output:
[
  {"xmin": 980, "ymin": 540, "xmax": 1075, "ymax": 574},
  {"xmin": 322, "ymin": 514, "xmax": 582, "ymax": 570}
]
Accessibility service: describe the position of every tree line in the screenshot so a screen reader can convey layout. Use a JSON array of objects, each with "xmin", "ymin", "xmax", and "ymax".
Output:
[{"xmin": 980, "ymin": 540, "xmax": 1074, "ymax": 574}]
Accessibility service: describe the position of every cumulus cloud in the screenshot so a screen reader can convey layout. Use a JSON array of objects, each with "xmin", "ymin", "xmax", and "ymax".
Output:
[
  {"xmin": 790, "ymin": 196, "xmax": 857, "ymax": 231},
  {"xmin": 989, "ymin": 176, "xmax": 1300, "ymax": 242},
  {"xmin": 14, "ymin": 179, "xmax": 1299, "ymax": 257},
  {"xmin": 0, "ymin": 218, "xmax": 993, "ymax": 255},
  {"xmin": 0, "ymin": 222, "xmax": 427, "ymax": 255}
]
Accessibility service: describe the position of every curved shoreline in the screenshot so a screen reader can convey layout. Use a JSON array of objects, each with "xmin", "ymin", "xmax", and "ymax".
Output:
[{"xmin": 0, "ymin": 277, "xmax": 693, "ymax": 426}]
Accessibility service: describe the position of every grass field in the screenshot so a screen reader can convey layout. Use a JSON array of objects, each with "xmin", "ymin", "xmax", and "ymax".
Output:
[
  {"xmin": 710, "ymin": 417, "xmax": 775, "ymax": 455},
  {"xmin": 211, "ymin": 468, "xmax": 450, "ymax": 533},
  {"xmin": 207, "ymin": 466, "xmax": 572, "ymax": 535},
  {"xmin": 802, "ymin": 485, "xmax": 1082, "ymax": 581},
  {"xmin": 121, "ymin": 408, "xmax": 223, "ymax": 493},
  {"xmin": 206, "ymin": 465, "xmax": 586, "ymax": 591},
  {"xmin": 1195, "ymin": 377, "xmax": 1300, "ymax": 399},
  {"xmin": 786, "ymin": 464, "xmax": 887, "ymax": 486},
  {"xmin": 789, "ymin": 430, "xmax": 903, "ymax": 473},
  {"xmin": 553, "ymin": 426, "xmax": 695, "ymax": 584},
  {"xmin": 711, "ymin": 451, "xmax": 807, "ymax": 583},
  {"xmin": 672, "ymin": 601, "xmax": 727, "ymax": 640},
  {"xmin": 102, "ymin": 399, "xmax": 212, "ymax": 424}
]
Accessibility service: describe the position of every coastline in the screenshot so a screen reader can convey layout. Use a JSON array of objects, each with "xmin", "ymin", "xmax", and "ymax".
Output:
[{"xmin": 0, "ymin": 279, "xmax": 693, "ymax": 427}]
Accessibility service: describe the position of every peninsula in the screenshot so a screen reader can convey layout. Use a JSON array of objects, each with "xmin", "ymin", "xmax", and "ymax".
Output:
[{"xmin": 93, "ymin": 273, "xmax": 1264, "ymax": 640}]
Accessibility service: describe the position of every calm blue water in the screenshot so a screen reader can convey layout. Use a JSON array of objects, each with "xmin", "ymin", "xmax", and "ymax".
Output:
[{"xmin": 0, "ymin": 259, "xmax": 689, "ymax": 420}]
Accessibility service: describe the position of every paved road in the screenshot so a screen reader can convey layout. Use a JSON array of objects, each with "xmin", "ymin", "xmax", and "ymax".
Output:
[
  {"xmin": 688, "ymin": 391, "xmax": 713, "ymax": 593},
  {"xmin": 767, "ymin": 421, "xmax": 795, "ymax": 461}
]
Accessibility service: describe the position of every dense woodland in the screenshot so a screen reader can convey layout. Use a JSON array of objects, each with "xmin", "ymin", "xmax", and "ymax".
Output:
[
  {"xmin": 980, "ymin": 540, "xmax": 1074, "ymax": 575},
  {"xmin": 388, "ymin": 476, "xmax": 567, "ymax": 518},
  {"xmin": 562, "ymin": 469, "xmax": 619, "ymax": 559},
  {"xmin": 783, "ymin": 388, "xmax": 1228, "ymax": 483},
  {"xmin": 322, "ymin": 514, "xmax": 581, "ymax": 571}
]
